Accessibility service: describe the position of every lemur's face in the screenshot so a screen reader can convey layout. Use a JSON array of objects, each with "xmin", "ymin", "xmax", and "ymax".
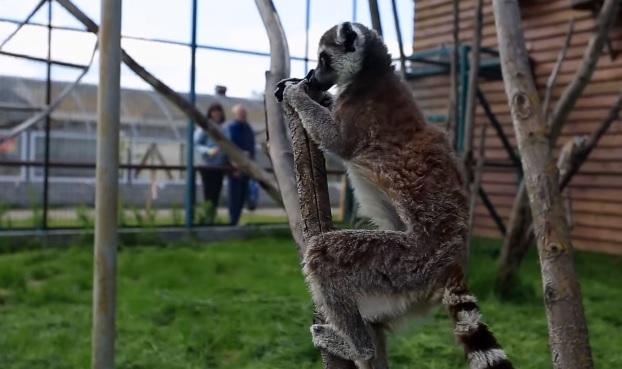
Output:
[{"xmin": 308, "ymin": 22, "xmax": 367, "ymax": 91}]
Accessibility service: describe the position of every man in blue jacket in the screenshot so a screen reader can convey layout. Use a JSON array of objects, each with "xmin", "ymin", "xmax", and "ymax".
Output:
[{"xmin": 225, "ymin": 104, "xmax": 255, "ymax": 225}]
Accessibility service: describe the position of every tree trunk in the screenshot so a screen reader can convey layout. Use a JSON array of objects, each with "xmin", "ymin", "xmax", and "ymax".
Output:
[
  {"xmin": 495, "ymin": 0, "xmax": 619, "ymax": 288},
  {"xmin": 492, "ymin": 2, "xmax": 594, "ymax": 369}
]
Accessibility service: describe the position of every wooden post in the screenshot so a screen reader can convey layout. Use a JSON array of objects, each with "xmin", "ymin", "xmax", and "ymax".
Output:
[
  {"xmin": 92, "ymin": 0, "xmax": 122, "ymax": 368},
  {"xmin": 492, "ymin": 2, "xmax": 594, "ymax": 369},
  {"xmin": 368, "ymin": 0, "xmax": 383, "ymax": 36},
  {"xmin": 254, "ymin": 0, "xmax": 303, "ymax": 247},
  {"xmin": 255, "ymin": 2, "xmax": 358, "ymax": 368}
]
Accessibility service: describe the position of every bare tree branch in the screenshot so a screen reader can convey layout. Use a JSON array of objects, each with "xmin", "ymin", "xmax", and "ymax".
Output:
[
  {"xmin": 492, "ymin": 2, "xmax": 594, "ymax": 369},
  {"xmin": 559, "ymin": 88, "xmax": 622, "ymax": 190},
  {"xmin": 446, "ymin": 0, "xmax": 460, "ymax": 142},
  {"xmin": 467, "ymin": 125, "xmax": 487, "ymax": 257},
  {"xmin": 495, "ymin": 0, "xmax": 619, "ymax": 288},
  {"xmin": 56, "ymin": 0, "xmax": 282, "ymax": 204},
  {"xmin": 463, "ymin": 0, "xmax": 484, "ymax": 183},
  {"xmin": 548, "ymin": 0, "xmax": 620, "ymax": 142},
  {"xmin": 254, "ymin": 0, "xmax": 304, "ymax": 247},
  {"xmin": 542, "ymin": 19, "xmax": 575, "ymax": 122}
]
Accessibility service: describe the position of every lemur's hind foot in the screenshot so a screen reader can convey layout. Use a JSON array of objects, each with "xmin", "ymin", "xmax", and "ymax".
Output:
[{"xmin": 311, "ymin": 324, "xmax": 375, "ymax": 362}]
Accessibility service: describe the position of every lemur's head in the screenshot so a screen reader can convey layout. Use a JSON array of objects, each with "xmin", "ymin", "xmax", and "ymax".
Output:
[{"xmin": 307, "ymin": 22, "xmax": 392, "ymax": 91}]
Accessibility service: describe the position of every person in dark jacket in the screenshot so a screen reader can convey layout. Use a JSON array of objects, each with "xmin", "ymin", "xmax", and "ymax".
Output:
[
  {"xmin": 194, "ymin": 103, "xmax": 226, "ymax": 222},
  {"xmin": 225, "ymin": 104, "xmax": 255, "ymax": 225}
]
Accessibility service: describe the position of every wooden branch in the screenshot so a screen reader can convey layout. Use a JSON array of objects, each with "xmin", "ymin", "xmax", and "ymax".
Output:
[
  {"xmin": 495, "ymin": 0, "xmax": 619, "ymax": 289},
  {"xmin": 446, "ymin": 0, "xmax": 460, "ymax": 142},
  {"xmin": 495, "ymin": 182, "xmax": 530, "ymax": 294},
  {"xmin": 254, "ymin": 0, "xmax": 304, "ymax": 248},
  {"xmin": 556, "ymin": 138, "xmax": 586, "ymax": 230},
  {"xmin": 497, "ymin": 88, "xmax": 622, "ymax": 291},
  {"xmin": 255, "ymin": 2, "xmax": 357, "ymax": 369},
  {"xmin": 548, "ymin": 0, "xmax": 620, "ymax": 143},
  {"xmin": 467, "ymin": 125, "xmax": 487, "ymax": 257},
  {"xmin": 492, "ymin": 2, "xmax": 594, "ymax": 369},
  {"xmin": 542, "ymin": 19, "xmax": 575, "ymax": 122},
  {"xmin": 559, "ymin": 89, "xmax": 622, "ymax": 190},
  {"xmin": 56, "ymin": 0, "xmax": 282, "ymax": 205},
  {"xmin": 463, "ymin": 0, "xmax": 484, "ymax": 183}
]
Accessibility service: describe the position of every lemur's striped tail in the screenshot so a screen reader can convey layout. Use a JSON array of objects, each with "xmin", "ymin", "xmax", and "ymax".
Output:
[{"xmin": 443, "ymin": 282, "xmax": 514, "ymax": 369}]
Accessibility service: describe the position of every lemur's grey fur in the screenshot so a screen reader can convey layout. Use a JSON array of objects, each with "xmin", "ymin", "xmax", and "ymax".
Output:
[{"xmin": 277, "ymin": 22, "xmax": 514, "ymax": 369}]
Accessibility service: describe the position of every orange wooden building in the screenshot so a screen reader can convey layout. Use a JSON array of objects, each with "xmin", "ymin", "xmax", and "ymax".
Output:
[{"xmin": 410, "ymin": 0, "xmax": 622, "ymax": 254}]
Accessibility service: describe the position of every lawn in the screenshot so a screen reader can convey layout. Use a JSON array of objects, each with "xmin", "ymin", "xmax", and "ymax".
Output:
[{"xmin": 0, "ymin": 236, "xmax": 620, "ymax": 369}]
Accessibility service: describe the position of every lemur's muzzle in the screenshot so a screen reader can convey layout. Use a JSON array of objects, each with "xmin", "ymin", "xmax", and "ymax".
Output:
[{"xmin": 305, "ymin": 69, "xmax": 334, "ymax": 92}]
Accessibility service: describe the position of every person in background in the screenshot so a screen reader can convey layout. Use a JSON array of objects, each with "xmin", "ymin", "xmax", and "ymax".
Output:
[
  {"xmin": 194, "ymin": 103, "xmax": 226, "ymax": 222},
  {"xmin": 225, "ymin": 103, "xmax": 255, "ymax": 225}
]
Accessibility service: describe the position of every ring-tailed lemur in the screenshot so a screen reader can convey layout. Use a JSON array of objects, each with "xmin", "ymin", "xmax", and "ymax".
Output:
[{"xmin": 275, "ymin": 22, "xmax": 514, "ymax": 369}]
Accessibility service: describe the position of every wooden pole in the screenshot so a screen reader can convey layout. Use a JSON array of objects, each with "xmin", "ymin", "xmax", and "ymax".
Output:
[
  {"xmin": 390, "ymin": 0, "xmax": 407, "ymax": 78},
  {"xmin": 492, "ymin": 2, "xmax": 594, "ymax": 369},
  {"xmin": 92, "ymin": 0, "xmax": 121, "ymax": 368},
  {"xmin": 254, "ymin": 0, "xmax": 303, "ymax": 248},
  {"xmin": 255, "ymin": 2, "xmax": 360, "ymax": 368},
  {"xmin": 368, "ymin": 0, "xmax": 383, "ymax": 36}
]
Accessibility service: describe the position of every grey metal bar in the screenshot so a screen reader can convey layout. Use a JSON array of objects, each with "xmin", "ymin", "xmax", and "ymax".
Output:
[
  {"xmin": 368, "ymin": 0, "xmax": 383, "ymax": 36},
  {"xmin": 0, "ymin": 0, "xmax": 46, "ymax": 49},
  {"xmin": 42, "ymin": 0, "xmax": 52, "ymax": 229},
  {"xmin": 390, "ymin": 0, "xmax": 407, "ymax": 76},
  {"xmin": 0, "ymin": 50, "xmax": 87, "ymax": 69},
  {"xmin": 185, "ymin": 0, "xmax": 198, "ymax": 228},
  {"xmin": 0, "ymin": 17, "xmax": 314, "ymax": 62},
  {"xmin": 92, "ymin": 0, "xmax": 122, "ymax": 367},
  {"xmin": 304, "ymin": 0, "xmax": 311, "ymax": 73}
]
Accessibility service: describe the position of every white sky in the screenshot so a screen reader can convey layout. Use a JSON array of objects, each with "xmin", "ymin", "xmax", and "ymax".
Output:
[{"xmin": 0, "ymin": 0, "xmax": 413, "ymax": 99}]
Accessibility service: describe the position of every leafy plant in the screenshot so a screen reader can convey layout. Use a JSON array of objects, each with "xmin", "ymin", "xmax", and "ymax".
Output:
[
  {"xmin": 171, "ymin": 203, "xmax": 183, "ymax": 226},
  {"xmin": 118, "ymin": 197, "xmax": 130, "ymax": 227},
  {"xmin": 26, "ymin": 187, "xmax": 43, "ymax": 228},
  {"xmin": 75, "ymin": 204, "xmax": 93, "ymax": 230},
  {"xmin": 196, "ymin": 201, "xmax": 216, "ymax": 225},
  {"xmin": 131, "ymin": 206, "xmax": 144, "ymax": 227},
  {"xmin": 0, "ymin": 202, "xmax": 9, "ymax": 229},
  {"xmin": 145, "ymin": 206, "xmax": 157, "ymax": 227}
]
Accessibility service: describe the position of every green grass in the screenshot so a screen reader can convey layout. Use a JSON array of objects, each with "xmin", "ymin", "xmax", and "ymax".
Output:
[
  {"xmin": 2, "ymin": 210, "xmax": 292, "ymax": 229},
  {"xmin": 0, "ymin": 236, "xmax": 620, "ymax": 369}
]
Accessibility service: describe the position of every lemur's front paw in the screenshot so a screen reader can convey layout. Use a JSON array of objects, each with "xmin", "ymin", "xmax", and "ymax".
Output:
[
  {"xmin": 274, "ymin": 77, "xmax": 302, "ymax": 102},
  {"xmin": 310, "ymin": 324, "xmax": 375, "ymax": 361}
]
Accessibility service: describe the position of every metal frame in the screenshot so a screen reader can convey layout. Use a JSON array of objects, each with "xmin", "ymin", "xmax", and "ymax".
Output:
[{"xmin": 0, "ymin": 0, "xmax": 329, "ymax": 231}]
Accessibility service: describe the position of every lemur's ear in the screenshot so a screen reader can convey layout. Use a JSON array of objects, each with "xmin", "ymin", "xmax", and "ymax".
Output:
[{"xmin": 337, "ymin": 22, "xmax": 357, "ymax": 52}]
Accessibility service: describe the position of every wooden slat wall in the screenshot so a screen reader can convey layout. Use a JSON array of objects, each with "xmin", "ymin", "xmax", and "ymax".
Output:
[{"xmin": 411, "ymin": 0, "xmax": 622, "ymax": 254}]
